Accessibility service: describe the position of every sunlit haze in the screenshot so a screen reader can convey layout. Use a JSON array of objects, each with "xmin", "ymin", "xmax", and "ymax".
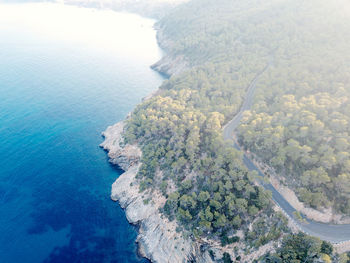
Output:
[{"xmin": 0, "ymin": 3, "xmax": 160, "ymax": 61}]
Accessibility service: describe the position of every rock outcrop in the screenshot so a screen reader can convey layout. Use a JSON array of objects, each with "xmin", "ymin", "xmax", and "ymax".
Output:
[
  {"xmin": 100, "ymin": 121, "xmax": 213, "ymax": 263},
  {"xmin": 100, "ymin": 122, "xmax": 141, "ymax": 171},
  {"xmin": 151, "ymin": 54, "xmax": 188, "ymax": 77},
  {"xmin": 151, "ymin": 27, "xmax": 189, "ymax": 76}
]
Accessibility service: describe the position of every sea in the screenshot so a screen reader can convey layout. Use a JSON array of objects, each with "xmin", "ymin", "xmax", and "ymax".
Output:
[{"xmin": 0, "ymin": 2, "xmax": 164, "ymax": 262}]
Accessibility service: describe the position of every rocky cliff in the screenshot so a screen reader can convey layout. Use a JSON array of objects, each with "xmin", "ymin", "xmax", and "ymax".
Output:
[
  {"xmin": 150, "ymin": 26, "xmax": 189, "ymax": 77},
  {"xmin": 100, "ymin": 121, "xmax": 214, "ymax": 263}
]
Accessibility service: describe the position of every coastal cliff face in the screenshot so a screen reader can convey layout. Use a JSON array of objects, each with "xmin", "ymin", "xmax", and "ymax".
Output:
[
  {"xmin": 98, "ymin": 16, "xmax": 212, "ymax": 262},
  {"xmin": 150, "ymin": 27, "xmax": 189, "ymax": 77},
  {"xmin": 100, "ymin": 122, "xmax": 214, "ymax": 263}
]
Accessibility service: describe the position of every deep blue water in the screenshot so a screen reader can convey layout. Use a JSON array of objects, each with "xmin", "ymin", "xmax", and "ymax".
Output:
[{"xmin": 0, "ymin": 3, "xmax": 163, "ymax": 263}]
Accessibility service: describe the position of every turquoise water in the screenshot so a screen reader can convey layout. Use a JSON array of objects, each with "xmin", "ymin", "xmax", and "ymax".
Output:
[{"xmin": 0, "ymin": 3, "xmax": 163, "ymax": 262}]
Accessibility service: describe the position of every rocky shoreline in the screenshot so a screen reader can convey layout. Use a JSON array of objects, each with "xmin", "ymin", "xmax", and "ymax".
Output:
[
  {"xmin": 100, "ymin": 122, "xmax": 213, "ymax": 263},
  {"xmin": 150, "ymin": 25, "xmax": 189, "ymax": 77},
  {"xmin": 99, "ymin": 24, "xmax": 275, "ymax": 262},
  {"xmin": 98, "ymin": 22, "xmax": 214, "ymax": 262},
  {"xmin": 101, "ymin": 19, "xmax": 282, "ymax": 259},
  {"xmin": 99, "ymin": 122, "xmax": 275, "ymax": 262}
]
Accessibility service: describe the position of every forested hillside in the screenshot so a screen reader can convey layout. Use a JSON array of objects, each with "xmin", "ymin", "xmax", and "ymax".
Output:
[
  {"xmin": 124, "ymin": 0, "xmax": 293, "ymax": 248},
  {"xmin": 156, "ymin": 0, "xmax": 350, "ymax": 215},
  {"xmin": 122, "ymin": 0, "xmax": 349, "ymax": 259},
  {"xmin": 235, "ymin": 0, "xmax": 350, "ymax": 213}
]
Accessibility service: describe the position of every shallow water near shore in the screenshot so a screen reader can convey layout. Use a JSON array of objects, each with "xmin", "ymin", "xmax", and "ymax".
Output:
[{"xmin": 0, "ymin": 3, "xmax": 163, "ymax": 262}]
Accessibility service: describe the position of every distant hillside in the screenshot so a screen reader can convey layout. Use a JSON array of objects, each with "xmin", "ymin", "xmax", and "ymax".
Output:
[{"xmin": 58, "ymin": 0, "xmax": 188, "ymax": 18}]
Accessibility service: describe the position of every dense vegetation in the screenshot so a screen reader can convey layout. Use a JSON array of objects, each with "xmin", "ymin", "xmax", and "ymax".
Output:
[
  {"xmin": 123, "ymin": 0, "xmax": 314, "ymax": 242},
  {"xmin": 161, "ymin": 0, "xmax": 350, "ymax": 214},
  {"xmin": 124, "ymin": 0, "xmax": 287, "ymax": 242},
  {"xmin": 123, "ymin": 0, "xmax": 350, "ymax": 254},
  {"xmin": 235, "ymin": 0, "xmax": 350, "ymax": 213},
  {"xmin": 238, "ymin": 92, "xmax": 350, "ymax": 212},
  {"xmin": 124, "ymin": 91, "xmax": 275, "ymax": 238},
  {"xmin": 263, "ymin": 233, "xmax": 334, "ymax": 263}
]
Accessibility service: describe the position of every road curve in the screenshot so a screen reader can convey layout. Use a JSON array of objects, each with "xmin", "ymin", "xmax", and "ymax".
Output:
[{"xmin": 222, "ymin": 65, "xmax": 350, "ymax": 243}]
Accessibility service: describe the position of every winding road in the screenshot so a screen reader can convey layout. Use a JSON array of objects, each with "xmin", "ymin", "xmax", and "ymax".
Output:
[{"xmin": 222, "ymin": 63, "xmax": 350, "ymax": 243}]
